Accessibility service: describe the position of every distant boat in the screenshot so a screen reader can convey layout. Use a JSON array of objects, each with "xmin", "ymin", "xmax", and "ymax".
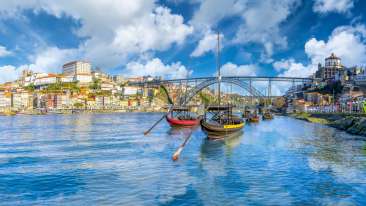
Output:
[
  {"xmin": 262, "ymin": 112, "xmax": 274, "ymax": 120},
  {"xmin": 166, "ymin": 106, "xmax": 200, "ymax": 127},
  {"xmin": 248, "ymin": 113, "xmax": 260, "ymax": 123}
]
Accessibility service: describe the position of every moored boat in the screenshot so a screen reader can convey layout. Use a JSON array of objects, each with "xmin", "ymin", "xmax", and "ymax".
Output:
[
  {"xmin": 200, "ymin": 32, "xmax": 245, "ymax": 139},
  {"xmin": 201, "ymin": 105, "xmax": 245, "ymax": 140},
  {"xmin": 166, "ymin": 106, "xmax": 200, "ymax": 127}
]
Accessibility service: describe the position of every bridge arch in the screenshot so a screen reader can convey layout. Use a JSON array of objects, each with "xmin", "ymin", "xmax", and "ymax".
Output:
[{"xmin": 179, "ymin": 78, "xmax": 265, "ymax": 105}]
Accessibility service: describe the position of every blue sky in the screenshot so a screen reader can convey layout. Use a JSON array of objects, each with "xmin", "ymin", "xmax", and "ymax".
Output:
[{"xmin": 0, "ymin": 0, "xmax": 366, "ymax": 84}]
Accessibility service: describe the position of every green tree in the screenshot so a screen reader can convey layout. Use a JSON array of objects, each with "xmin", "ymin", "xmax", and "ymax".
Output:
[
  {"xmin": 89, "ymin": 78, "xmax": 101, "ymax": 91},
  {"xmin": 73, "ymin": 102, "xmax": 84, "ymax": 108},
  {"xmin": 24, "ymin": 83, "xmax": 36, "ymax": 92}
]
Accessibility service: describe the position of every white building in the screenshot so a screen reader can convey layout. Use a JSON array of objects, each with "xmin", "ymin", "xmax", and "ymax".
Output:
[
  {"xmin": 0, "ymin": 91, "xmax": 11, "ymax": 111},
  {"xmin": 355, "ymin": 71, "xmax": 366, "ymax": 85},
  {"xmin": 12, "ymin": 91, "xmax": 32, "ymax": 110},
  {"xmin": 101, "ymin": 81, "xmax": 115, "ymax": 91},
  {"xmin": 75, "ymin": 74, "xmax": 92, "ymax": 84},
  {"xmin": 60, "ymin": 75, "xmax": 75, "ymax": 83},
  {"xmin": 123, "ymin": 86, "xmax": 141, "ymax": 96},
  {"xmin": 63, "ymin": 61, "xmax": 91, "ymax": 76},
  {"xmin": 34, "ymin": 74, "xmax": 58, "ymax": 86}
]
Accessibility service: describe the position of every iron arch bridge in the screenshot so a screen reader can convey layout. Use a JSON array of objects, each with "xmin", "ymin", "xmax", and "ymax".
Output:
[
  {"xmin": 130, "ymin": 76, "xmax": 313, "ymax": 105},
  {"xmin": 179, "ymin": 77, "xmax": 265, "ymax": 105}
]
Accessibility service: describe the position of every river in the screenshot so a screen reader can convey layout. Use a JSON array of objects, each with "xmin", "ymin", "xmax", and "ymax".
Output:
[{"xmin": 0, "ymin": 113, "xmax": 365, "ymax": 205}]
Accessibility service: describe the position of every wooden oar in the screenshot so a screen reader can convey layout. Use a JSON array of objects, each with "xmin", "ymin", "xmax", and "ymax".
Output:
[
  {"xmin": 172, "ymin": 130, "xmax": 193, "ymax": 161},
  {"xmin": 144, "ymin": 106, "xmax": 172, "ymax": 135}
]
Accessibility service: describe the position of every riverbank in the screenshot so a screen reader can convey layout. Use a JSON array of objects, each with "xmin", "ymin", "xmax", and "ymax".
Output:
[
  {"xmin": 290, "ymin": 112, "xmax": 366, "ymax": 137},
  {"xmin": 0, "ymin": 108, "xmax": 166, "ymax": 116}
]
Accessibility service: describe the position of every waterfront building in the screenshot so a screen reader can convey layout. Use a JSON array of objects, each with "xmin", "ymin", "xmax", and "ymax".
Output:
[
  {"xmin": 12, "ymin": 91, "xmax": 32, "ymax": 110},
  {"xmin": 96, "ymin": 96, "xmax": 111, "ymax": 108},
  {"xmin": 55, "ymin": 94, "xmax": 71, "ymax": 109},
  {"xmin": 304, "ymin": 92, "xmax": 332, "ymax": 106},
  {"xmin": 0, "ymin": 90, "xmax": 11, "ymax": 112}
]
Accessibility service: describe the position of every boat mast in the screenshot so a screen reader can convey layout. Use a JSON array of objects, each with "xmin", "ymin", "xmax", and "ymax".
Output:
[{"xmin": 217, "ymin": 31, "xmax": 221, "ymax": 106}]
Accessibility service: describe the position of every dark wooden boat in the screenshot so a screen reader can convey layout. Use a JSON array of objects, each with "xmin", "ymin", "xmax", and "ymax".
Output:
[
  {"xmin": 166, "ymin": 106, "xmax": 200, "ymax": 127},
  {"xmin": 200, "ymin": 32, "xmax": 244, "ymax": 140},
  {"xmin": 201, "ymin": 105, "xmax": 245, "ymax": 140},
  {"xmin": 262, "ymin": 112, "xmax": 274, "ymax": 120}
]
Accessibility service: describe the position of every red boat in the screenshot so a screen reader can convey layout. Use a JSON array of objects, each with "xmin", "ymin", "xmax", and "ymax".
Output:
[{"xmin": 166, "ymin": 107, "xmax": 200, "ymax": 127}]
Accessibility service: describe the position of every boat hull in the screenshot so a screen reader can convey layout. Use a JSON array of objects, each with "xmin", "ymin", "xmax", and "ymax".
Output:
[
  {"xmin": 200, "ymin": 120, "xmax": 244, "ymax": 140},
  {"xmin": 248, "ymin": 117, "xmax": 260, "ymax": 123},
  {"xmin": 262, "ymin": 115, "xmax": 273, "ymax": 120},
  {"xmin": 166, "ymin": 115, "xmax": 200, "ymax": 127}
]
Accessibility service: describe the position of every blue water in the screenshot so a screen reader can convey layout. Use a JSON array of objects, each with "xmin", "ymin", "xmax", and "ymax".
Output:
[{"xmin": 0, "ymin": 113, "xmax": 366, "ymax": 205}]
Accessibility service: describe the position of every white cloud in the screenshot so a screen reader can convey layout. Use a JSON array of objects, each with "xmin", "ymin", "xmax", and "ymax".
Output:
[
  {"xmin": 0, "ymin": 1, "xmax": 193, "ymax": 68},
  {"xmin": 273, "ymin": 58, "xmax": 316, "ymax": 77},
  {"xmin": 272, "ymin": 24, "xmax": 366, "ymax": 81},
  {"xmin": 220, "ymin": 62, "xmax": 257, "ymax": 76},
  {"xmin": 0, "ymin": 45, "xmax": 11, "ymax": 57},
  {"xmin": 0, "ymin": 65, "xmax": 20, "ymax": 83},
  {"xmin": 305, "ymin": 24, "xmax": 366, "ymax": 66},
  {"xmin": 124, "ymin": 58, "xmax": 192, "ymax": 79},
  {"xmin": 235, "ymin": 0, "xmax": 300, "ymax": 57},
  {"xmin": 191, "ymin": 31, "xmax": 223, "ymax": 57},
  {"xmin": 27, "ymin": 47, "xmax": 79, "ymax": 73},
  {"xmin": 0, "ymin": 47, "xmax": 78, "ymax": 83},
  {"xmin": 313, "ymin": 0, "xmax": 354, "ymax": 14},
  {"xmin": 190, "ymin": 0, "xmax": 300, "ymax": 60},
  {"xmin": 189, "ymin": 0, "xmax": 244, "ymax": 31}
]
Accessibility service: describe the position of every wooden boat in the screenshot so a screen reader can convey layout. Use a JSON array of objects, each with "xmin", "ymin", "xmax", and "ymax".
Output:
[
  {"xmin": 166, "ymin": 106, "xmax": 200, "ymax": 127},
  {"xmin": 248, "ymin": 114, "xmax": 260, "ymax": 123},
  {"xmin": 201, "ymin": 105, "xmax": 245, "ymax": 140},
  {"xmin": 200, "ymin": 32, "xmax": 244, "ymax": 140},
  {"xmin": 262, "ymin": 112, "xmax": 274, "ymax": 120}
]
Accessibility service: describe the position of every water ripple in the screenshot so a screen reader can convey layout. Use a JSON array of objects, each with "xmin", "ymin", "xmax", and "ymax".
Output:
[{"xmin": 0, "ymin": 114, "xmax": 365, "ymax": 205}]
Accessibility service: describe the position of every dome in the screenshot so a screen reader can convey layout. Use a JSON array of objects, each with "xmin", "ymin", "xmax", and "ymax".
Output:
[{"xmin": 325, "ymin": 53, "xmax": 340, "ymax": 60}]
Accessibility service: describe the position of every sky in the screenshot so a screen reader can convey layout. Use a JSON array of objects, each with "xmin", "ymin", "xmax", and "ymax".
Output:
[{"xmin": 0, "ymin": 0, "xmax": 366, "ymax": 84}]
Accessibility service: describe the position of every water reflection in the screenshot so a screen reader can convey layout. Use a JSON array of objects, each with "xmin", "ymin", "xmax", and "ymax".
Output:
[
  {"xmin": 200, "ymin": 131, "xmax": 243, "ymax": 159},
  {"xmin": 167, "ymin": 126, "xmax": 195, "ymax": 136},
  {"xmin": 223, "ymin": 131, "xmax": 243, "ymax": 150}
]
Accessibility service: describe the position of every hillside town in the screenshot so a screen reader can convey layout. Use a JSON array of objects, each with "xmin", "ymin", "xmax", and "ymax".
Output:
[
  {"xmin": 286, "ymin": 53, "xmax": 366, "ymax": 114},
  {"xmin": 1, "ymin": 53, "xmax": 366, "ymax": 115},
  {"xmin": 0, "ymin": 61, "xmax": 170, "ymax": 114}
]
